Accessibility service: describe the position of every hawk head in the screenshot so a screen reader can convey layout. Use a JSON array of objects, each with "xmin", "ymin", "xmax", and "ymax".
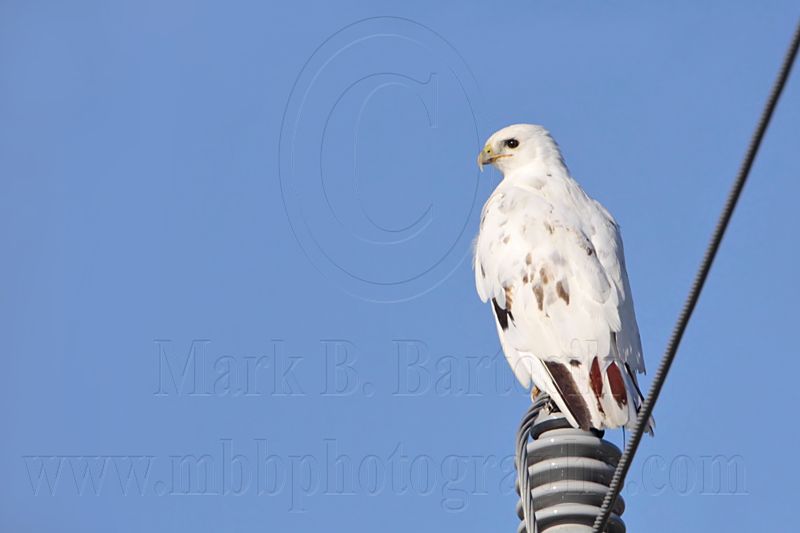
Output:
[{"xmin": 478, "ymin": 124, "xmax": 562, "ymax": 175}]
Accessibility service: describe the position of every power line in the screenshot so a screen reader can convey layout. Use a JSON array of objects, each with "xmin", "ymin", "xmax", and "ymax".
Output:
[{"xmin": 591, "ymin": 18, "xmax": 800, "ymax": 533}]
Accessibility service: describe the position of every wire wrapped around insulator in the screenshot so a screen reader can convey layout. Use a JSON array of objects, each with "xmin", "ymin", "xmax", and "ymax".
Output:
[{"xmin": 516, "ymin": 394, "xmax": 626, "ymax": 533}]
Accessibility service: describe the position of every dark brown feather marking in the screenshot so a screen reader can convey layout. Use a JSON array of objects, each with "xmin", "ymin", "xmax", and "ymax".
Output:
[
  {"xmin": 590, "ymin": 357, "xmax": 604, "ymax": 414},
  {"xmin": 607, "ymin": 362, "xmax": 628, "ymax": 407},
  {"xmin": 545, "ymin": 361, "xmax": 592, "ymax": 431},
  {"xmin": 532, "ymin": 284, "xmax": 544, "ymax": 310},
  {"xmin": 491, "ymin": 298, "xmax": 513, "ymax": 331},
  {"xmin": 590, "ymin": 357, "xmax": 603, "ymax": 397},
  {"xmin": 556, "ymin": 280, "xmax": 570, "ymax": 305},
  {"xmin": 540, "ymin": 268, "xmax": 550, "ymax": 284},
  {"xmin": 504, "ymin": 286, "xmax": 514, "ymax": 310}
]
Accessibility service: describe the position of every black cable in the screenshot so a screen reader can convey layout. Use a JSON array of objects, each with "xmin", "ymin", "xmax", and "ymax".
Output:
[{"xmin": 591, "ymin": 18, "xmax": 800, "ymax": 533}]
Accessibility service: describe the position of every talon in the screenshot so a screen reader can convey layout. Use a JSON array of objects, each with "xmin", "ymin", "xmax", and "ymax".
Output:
[{"xmin": 530, "ymin": 386, "xmax": 541, "ymax": 402}]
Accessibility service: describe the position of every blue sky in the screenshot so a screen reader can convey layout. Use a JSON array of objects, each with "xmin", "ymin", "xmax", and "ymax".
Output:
[{"xmin": 1, "ymin": 2, "xmax": 799, "ymax": 532}]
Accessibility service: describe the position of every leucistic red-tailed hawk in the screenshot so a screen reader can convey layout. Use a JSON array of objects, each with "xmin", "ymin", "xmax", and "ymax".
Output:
[{"xmin": 474, "ymin": 124, "xmax": 653, "ymax": 433}]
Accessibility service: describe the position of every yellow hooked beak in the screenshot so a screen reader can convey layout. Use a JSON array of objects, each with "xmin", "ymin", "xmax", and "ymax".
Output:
[{"xmin": 477, "ymin": 143, "xmax": 511, "ymax": 171}]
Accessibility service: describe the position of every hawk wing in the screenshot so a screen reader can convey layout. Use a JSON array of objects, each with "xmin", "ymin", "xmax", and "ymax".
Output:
[{"xmin": 475, "ymin": 185, "xmax": 649, "ymax": 432}]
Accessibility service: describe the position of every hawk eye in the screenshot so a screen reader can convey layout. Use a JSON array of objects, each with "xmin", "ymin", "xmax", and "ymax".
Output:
[{"xmin": 504, "ymin": 138, "xmax": 519, "ymax": 149}]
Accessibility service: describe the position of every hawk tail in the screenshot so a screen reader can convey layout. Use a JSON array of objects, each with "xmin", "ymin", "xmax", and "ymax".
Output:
[{"xmin": 528, "ymin": 356, "xmax": 654, "ymax": 434}]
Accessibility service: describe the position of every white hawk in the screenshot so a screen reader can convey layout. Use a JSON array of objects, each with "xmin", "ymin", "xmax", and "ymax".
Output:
[{"xmin": 474, "ymin": 124, "xmax": 652, "ymax": 433}]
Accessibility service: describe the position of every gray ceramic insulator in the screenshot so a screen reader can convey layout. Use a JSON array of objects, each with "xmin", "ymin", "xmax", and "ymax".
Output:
[{"xmin": 516, "ymin": 398, "xmax": 626, "ymax": 533}]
